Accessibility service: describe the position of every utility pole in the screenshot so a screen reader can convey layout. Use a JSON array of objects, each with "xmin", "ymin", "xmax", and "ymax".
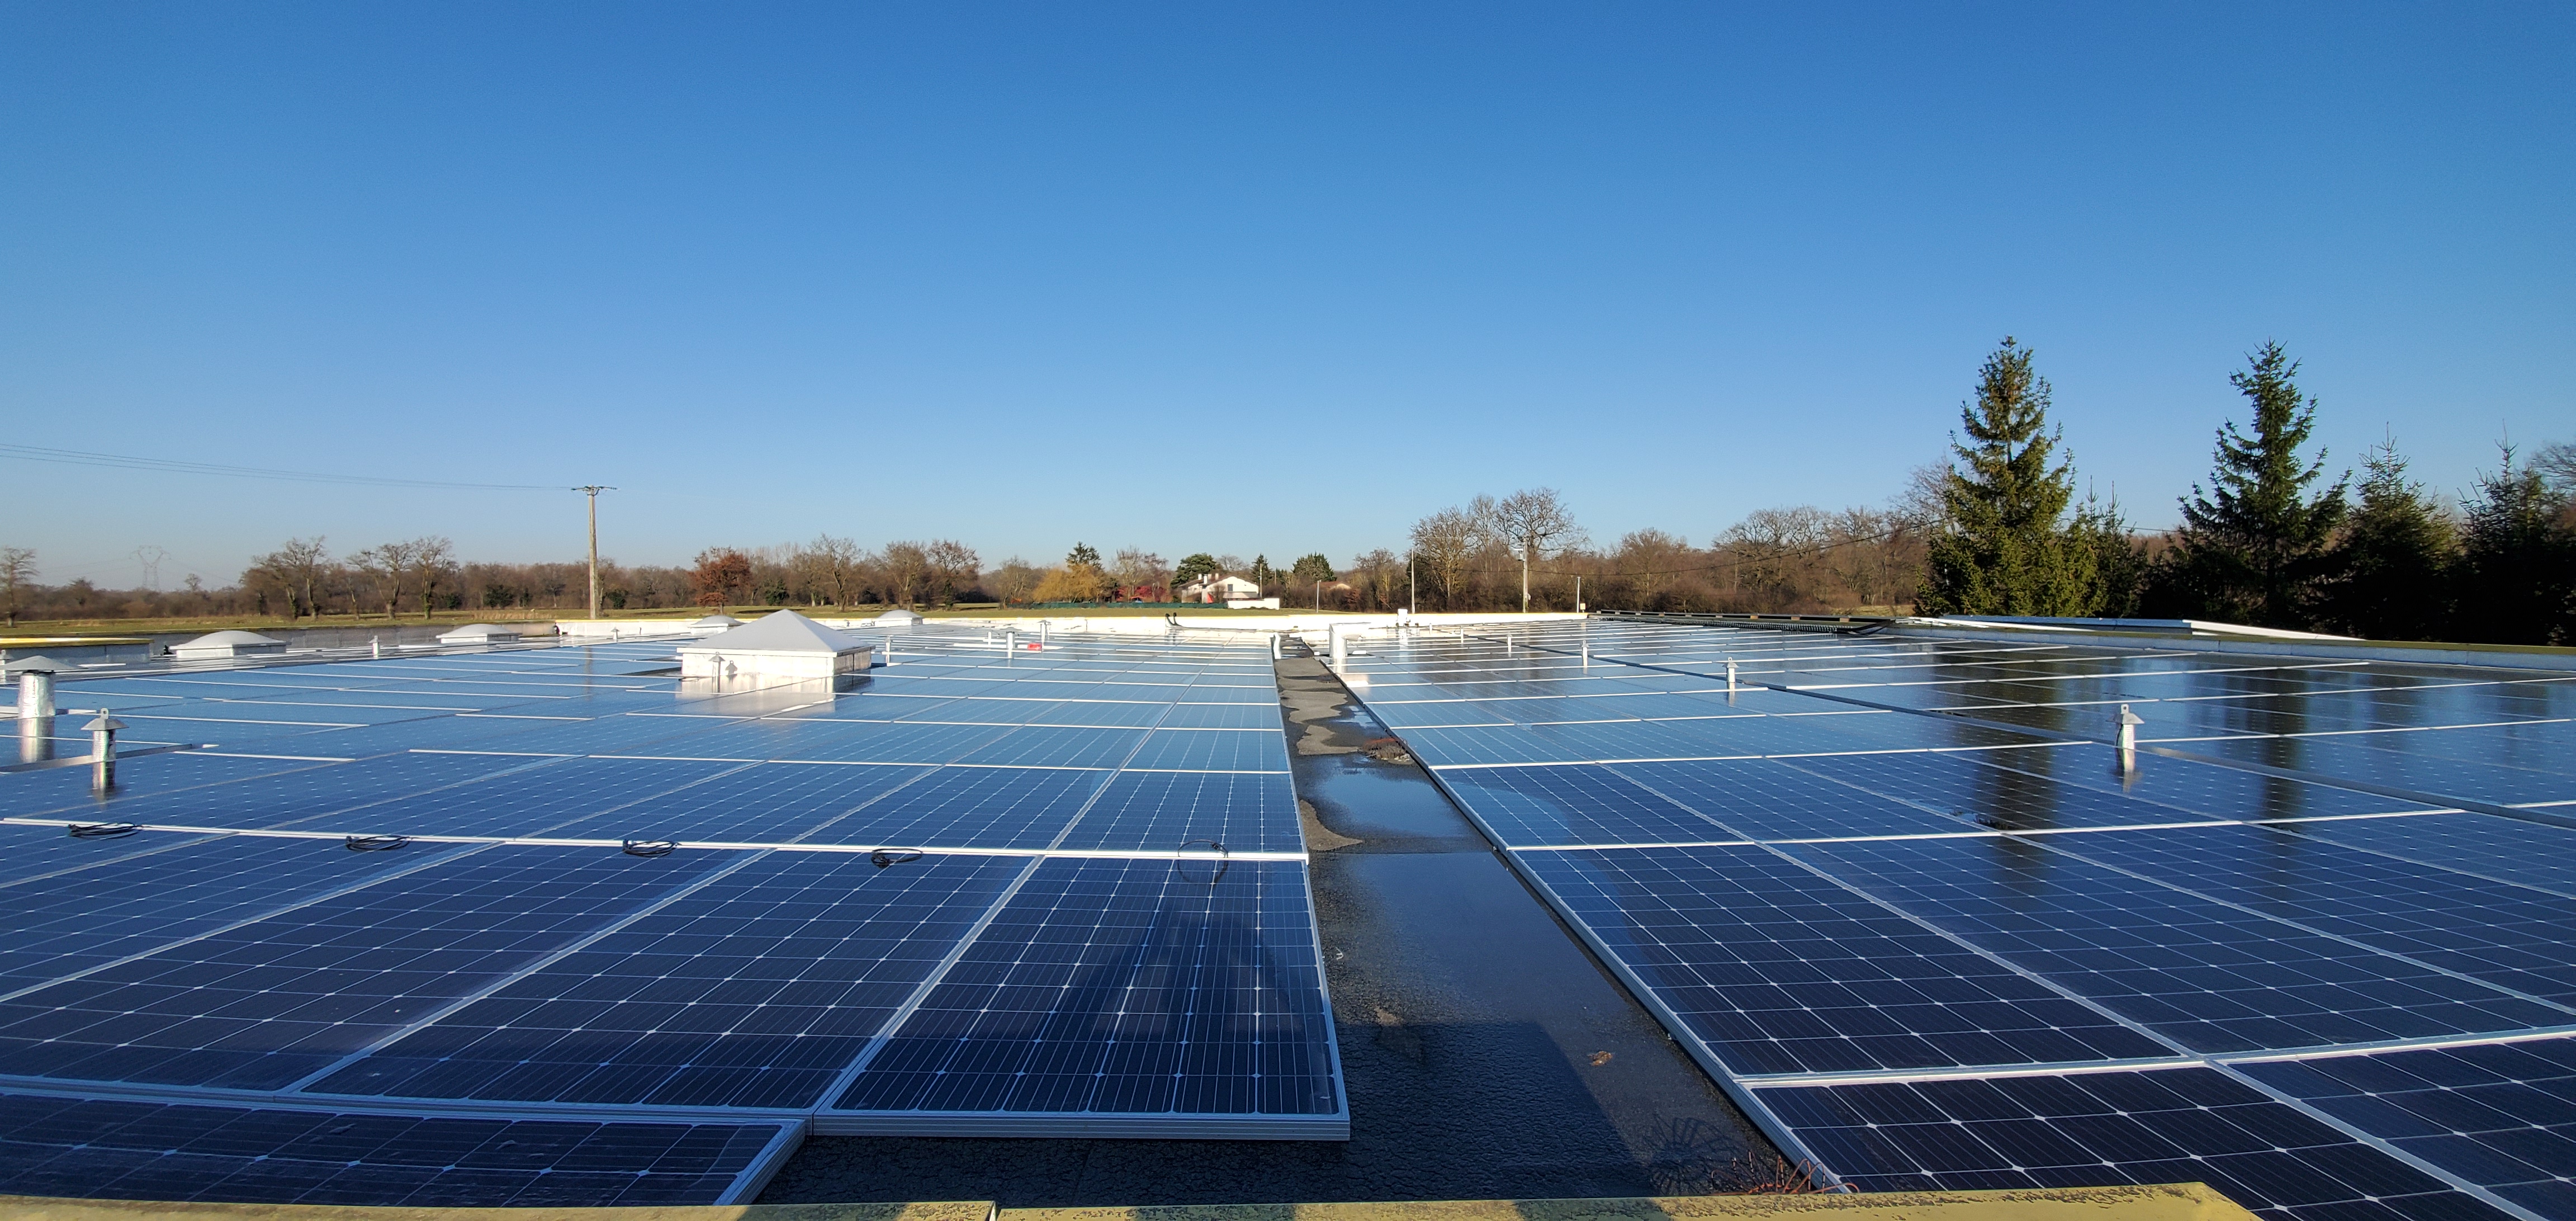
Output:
[
  {"xmin": 573, "ymin": 486, "xmax": 613, "ymax": 619},
  {"xmin": 1521, "ymin": 550, "xmax": 1530, "ymax": 614},
  {"xmin": 1408, "ymin": 553, "xmax": 1415, "ymax": 613}
]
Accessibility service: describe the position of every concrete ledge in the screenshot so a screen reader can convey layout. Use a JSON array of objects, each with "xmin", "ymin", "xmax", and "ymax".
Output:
[
  {"xmin": 1893, "ymin": 622, "xmax": 2576, "ymax": 673},
  {"xmin": 0, "ymin": 1189, "xmax": 2258, "ymax": 1221},
  {"xmin": 1006, "ymin": 1186, "xmax": 2257, "ymax": 1221},
  {"xmin": 0, "ymin": 1199, "xmax": 992, "ymax": 1221}
]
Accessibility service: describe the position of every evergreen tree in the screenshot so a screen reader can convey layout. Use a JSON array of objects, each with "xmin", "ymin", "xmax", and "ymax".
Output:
[
  {"xmin": 2454, "ymin": 446, "xmax": 2574, "ymax": 645},
  {"xmin": 2320, "ymin": 437, "xmax": 2456, "ymax": 640},
  {"xmin": 1916, "ymin": 338, "xmax": 2098, "ymax": 616},
  {"xmin": 2151, "ymin": 342, "xmax": 2348, "ymax": 628},
  {"xmin": 1172, "ymin": 553, "xmax": 1219, "ymax": 588},
  {"xmin": 2072, "ymin": 494, "xmax": 2146, "ymax": 618}
]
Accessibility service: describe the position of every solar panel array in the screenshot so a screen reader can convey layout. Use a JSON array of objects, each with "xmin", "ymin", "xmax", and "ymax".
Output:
[
  {"xmin": 0, "ymin": 623, "xmax": 1341, "ymax": 1206},
  {"xmin": 1342, "ymin": 619, "xmax": 2576, "ymax": 1221}
]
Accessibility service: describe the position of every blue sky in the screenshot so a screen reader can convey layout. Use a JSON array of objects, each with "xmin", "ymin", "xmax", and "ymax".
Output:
[{"xmin": 3, "ymin": 2, "xmax": 2568, "ymax": 587}]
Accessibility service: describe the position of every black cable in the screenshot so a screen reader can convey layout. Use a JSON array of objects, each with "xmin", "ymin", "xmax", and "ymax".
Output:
[
  {"xmin": 67, "ymin": 822, "xmax": 140, "ymax": 839},
  {"xmin": 623, "ymin": 839, "xmax": 678, "ymax": 858},
  {"xmin": 1177, "ymin": 837, "xmax": 1229, "ymax": 885},
  {"xmin": 344, "ymin": 834, "xmax": 408, "ymax": 851},
  {"xmin": 869, "ymin": 849, "xmax": 924, "ymax": 869}
]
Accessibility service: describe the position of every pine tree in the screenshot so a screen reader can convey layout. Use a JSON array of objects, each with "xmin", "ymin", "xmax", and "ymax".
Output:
[
  {"xmin": 1916, "ymin": 338, "xmax": 2098, "ymax": 615},
  {"xmin": 2454, "ymin": 446, "xmax": 2574, "ymax": 645},
  {"xmin": 2320, "ymin": 437, "xmax": 2456, "ymax": 640},
  {"xmin": 2072, "ymin": 494, "xmax": 2146, "ymax": 618},
  {"xmin": 2152, "ymin": 342, "xmax": 2348, "ymax": 628}
]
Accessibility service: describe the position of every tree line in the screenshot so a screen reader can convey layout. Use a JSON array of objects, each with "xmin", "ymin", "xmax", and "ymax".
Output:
[
  {"xmin": 1914, "ymin": 338, "xmax": 2575, "ymax": 645},
  {"xmin": 4, "ymin": 338, "xmax": 2566, "ymax": 642}
]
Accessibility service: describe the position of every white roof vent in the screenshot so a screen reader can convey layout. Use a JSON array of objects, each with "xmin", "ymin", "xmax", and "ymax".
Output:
[
  {"xmin": 170, "ymin": 630, "xmax": 286, "ymax": 659},
  {"xmin": 437, "ymin": 624, "xmax": 517, "ymax": 645},
  {"xmin": 678, "ymin": 609, "xmax": 873, "ymax": 679},
  {"xmin": 874, "ymin": 608, "xmax": 925, "ymax": 627}
]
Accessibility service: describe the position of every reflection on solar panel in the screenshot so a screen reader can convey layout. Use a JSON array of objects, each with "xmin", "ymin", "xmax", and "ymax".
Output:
[
  {"xmin": 1342, "ymin": 618, "xmax": 2576, "ymax": 1221},
  {"xmin": 0, "ymin": 622, "xmax": 1339, "ymax": 1205}
]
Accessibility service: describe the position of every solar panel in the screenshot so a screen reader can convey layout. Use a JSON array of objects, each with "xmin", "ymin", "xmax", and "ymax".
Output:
[
  {"xmin": 0, "ymin": 623, "xmax": 1342, "ymax": 1202},
  {"xmin": 828, "ymin": 857, "xmax": 1340, "ymax": 1134},
  {"xmin": 1336, "ymin": 618, "xmax": 2576, "ymax": 1219},
  {"xmin": 2237, "ymin": 1037, "xmax": 2576, "ymax": 1217},
  {"xmin": 0, "ymin": 1091, "xmax": 794, "ymax": 1206}
]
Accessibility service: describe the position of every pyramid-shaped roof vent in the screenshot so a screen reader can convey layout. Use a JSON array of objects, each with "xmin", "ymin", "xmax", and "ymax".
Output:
[{"xmin": 685, "ymin": 609, "xmax": 860, "ymax": 655}]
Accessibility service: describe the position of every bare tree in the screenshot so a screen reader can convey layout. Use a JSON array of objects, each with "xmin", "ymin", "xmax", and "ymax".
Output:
[
  {"xmin": 1409, "ymin": 508, "xmax": 1479, "ymax": 610},
  {"xmin": 803, "ymin": 534, "xmax": 866, "ymax": 607},
  {"xmin": 259, "ymin": 537, "xmax": 332, "ymax": 619},
  {"xmin": 405, "ymin": 537, "xmax": 457, "ymax": 619},
  {"xmin": 1612, "ymin": 528, "xmax": 1693, "ymax": 609},
  {"xmin": 1723, "ymin": 507, "xmax": 1834, "ymax": 610},
  {"xmin": 1349, "ymin": 548, "xmax": 1402, "ymax": 610},
  {"xmin": 1479, "ymin": 488, "xmax": 1585, "ymax": 612},
  {"xmin": 881, "ymin": 542, "xmax": 930, "ymax": 608},
  {"xmin": 925, "ymin": 540, "xmax": 981, "ymax": 608},
  {"xmin": 1113, "ymin": 549, "xmax": 1171, "ymax": 601},
  {"xmin": 352, "ymin": 540, "xmax": 419, "ymax": 619},
  {"xmin": 0, "ymin": 547, "xmax": 34, "ymax": 627},
  {"xmin": 987, "ymin": 557, "xmax": 1043, "ymax": 606}
]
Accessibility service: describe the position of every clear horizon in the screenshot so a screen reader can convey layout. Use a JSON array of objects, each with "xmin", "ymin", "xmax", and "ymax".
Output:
[{"xmin": 4, "ymin": 2, "xmax": 2569, "ymax": 588}]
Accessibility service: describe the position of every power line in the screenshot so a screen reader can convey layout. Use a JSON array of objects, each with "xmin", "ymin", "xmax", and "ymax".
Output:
[{"xmin": 0, "ymin": 444, "xmax": 564, "ymax": 491}]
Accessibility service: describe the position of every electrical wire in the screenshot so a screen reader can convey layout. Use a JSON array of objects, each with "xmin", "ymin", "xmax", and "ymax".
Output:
[
  {"xmin": 0, "ymin": 443, "xmax": 566, "ymax": 491},
  {"xmin": 343, "ymin": 834, "xmax": 408, "ymax": 851},
  {"xmin": 67, "ymin": 822, "xmax": 140, "ymax": 839},
  {"xmin": 623, "ymin": 838, "xmax": 679, "ymax": 858}
]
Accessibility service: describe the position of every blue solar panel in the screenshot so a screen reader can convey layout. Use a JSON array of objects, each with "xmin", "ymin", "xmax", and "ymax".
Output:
[
  {"xmin": 259, "ymin": 756, "xmax": 744, "ymax": 839},
  {"xmin": 695, "ymin": 718, "xmax": 1013, "ymax": 764},
  {"xmin": 2038, "ymin": 822, "xmax": 2576, "ymax": 1005},
  {"xmin": 951, "ymin": 725, "xmax": 1147, "ymax": 769},
  {"xmin": 0, "ymin": 1092, "xmax": 792, "ymax": 1206},
  {"xmin": 1519, "ymin": 846, "xmax": 2171, "ymax": 1075},
  {"xmin": 1154, "ymin": 702, "xmax": 1282, "ymax": 731},
  {"xmin": 309, "ymin": 852, "xmax": 1028, "ymax": 1108},
  {"xmin": 2238, "ymin": 1038, "xmax": 2576, "ymax": 1218},
  {"xmin": 1621, "ymin": 758, "xmax": 1975, "ymax": 840},
  {"xmin": 1439, "ymin": 765, "xmax": 1738, "ymax": 846},
  {"xmin": 832, "ymin": 858, "xmax": 1341, "ymax": 1129},
  {"xmin": 1337, "ymin": 618, "xmax": 2576, "ymax": 1215},
  {"xmin": 2305, "ymin": 812, "xmax": 2576, "ymax": 896},
  {"xmin": 1053, "ymin": 770, "xmax": 1302, "ymax": 854},
  {"xmin": 0, "ymin": 626, "xmax": 1338, "ymax": 1200},
  {"xmin": 0, "ymin": 752, "xmax": 333, "ymax": 820},
  {"xmin": 543, "ymin": 761, "xmax": 936, "ymax": 844},
  {"xmin": 1759, "ymin": 1068, "xmax": 2487, "ymax": 1217},
  {"xmin": 0, "ymin": 846, "xmax": 727, "ymax": 1089},
  {"xmin": 0, "ymin": 834, "xmax": 478, "ymax": 990},
  {"xmin": 1123, "ymin": 728, "xmax": 1290, "ymax": 773},
  {"xmin": 1778, "ymin": 835, "xmax": 2568, "ymax": 1053},
  {"xmin": 799, "ymin": 765, "xmax": 1107, "ymax": 849}
]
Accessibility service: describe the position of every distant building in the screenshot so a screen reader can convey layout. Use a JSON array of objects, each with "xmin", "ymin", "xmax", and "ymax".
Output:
[{"xmin": 1173, "ymin": 574, "xmax": 1263, "ymax": 603}]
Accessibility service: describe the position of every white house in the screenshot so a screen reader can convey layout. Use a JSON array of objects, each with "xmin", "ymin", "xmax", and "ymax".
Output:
[{"xmin": 1173, "ymin": 574, "xmax": 1263, "ymax": 603}]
